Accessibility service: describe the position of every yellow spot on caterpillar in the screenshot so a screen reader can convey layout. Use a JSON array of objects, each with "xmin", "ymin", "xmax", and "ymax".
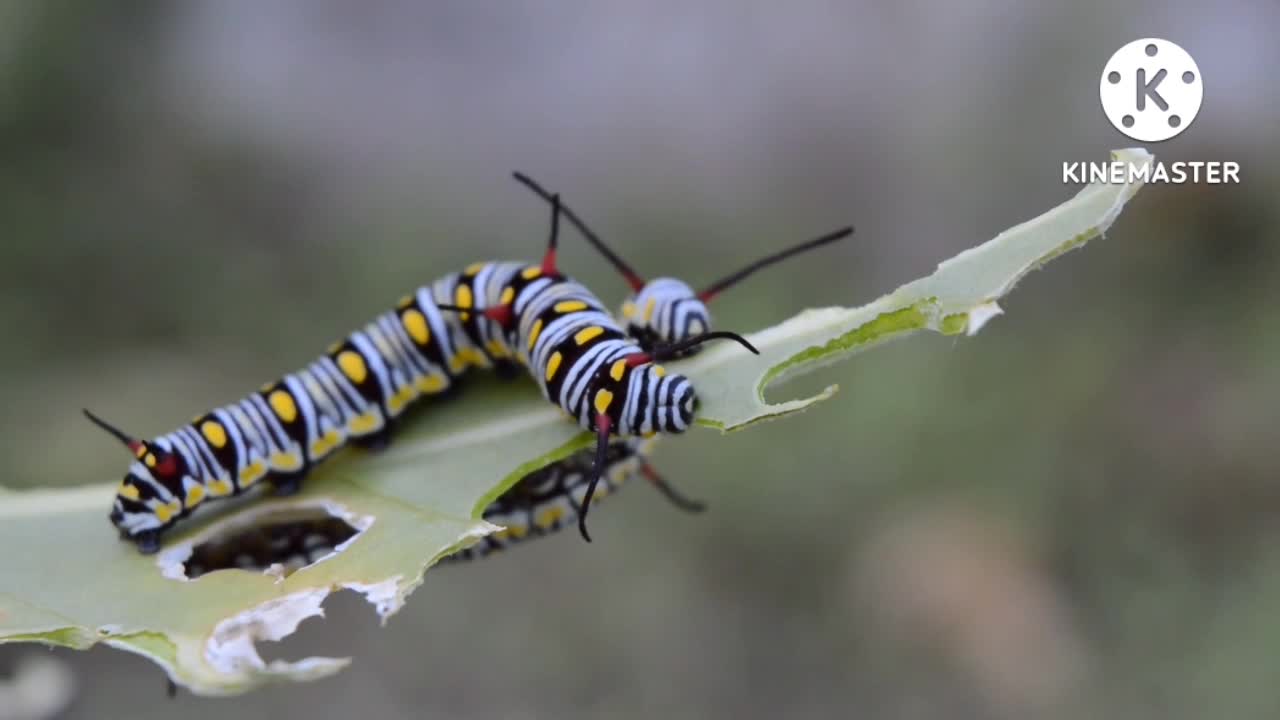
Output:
[
  {"xmin": 610, "ymin": 359, "xmax": 626, "ymax": 381},
  {"xmin": 447, "ymin": 347, "xmax": 486, "ymax": 371},
  {"xmin": 521, "ymin": 266, "xmax": 542, "ymax": 280},
  {"xmin": 396, "ymin": 294, "xmax": 414, "ymax": 309},
  {"xmin": 327, "ymin": 341, "xmax": 342, "ymax": 355},
  {"xmin": 594, "ymin": 388, "xmax": 614, "ymax": 415},
  {"xmin": 485, "ymin": 339, "xmax": 510, "ymax": 358},
  {"xmin": 500, "ymin": 286, "xmax": 515, "ymax": 305},
  {"xmin": 535, "ymin": 505, "xmax": 565, "ymax": 529},
  {"xmin": 118, "ymin": 483, "xmax": 140, "ymax": 501},
  {"xmin": 240, "ymin": 461, "xmax": 267, "ymax": 487},
  {"xmin": 643, "ymin": 430, "xmax": 657, "ymax": 439},
  {"xmin": 454, "ymin": 284, "xmax": 473, "ymax": 308},
  {"xmin": 337, "ymin": 350, "xmax": 368, "ymax": 384},
  {"xmin": 643, "ymin": 297, "xmax": 657, "ymax": 322},
  {"xmin": 555, "ymin": 300, "xmax": 587, "ymax": 313},
  {"xmin": 185, "ymin": 484, "xmax": 205, "ymax": 509},
  {"xmin": 144, "ymin": 454, "xmax": 157, "ymax": 468},
  {"xmin": 416, "ymin": 375, "xmax": 446, "ymax": 394},
  {"xmin": 270, "ymin": 451, "xmax": 303, "ymax": 471},
  {"xmin": 208, "ymin": 478, "xmax": 234, "ymax": 497},
  {"xmin": 310, "ymin": 430, "xmax": 342, "ymax": 458},
  {"xmin": 653, "ymin": 365, "xmax": 666, "ymax": 378},
  {"xmin": 545, "ymin": 351, "xmax": 562, "ymax": 381},
  {"xmin": 200, "ymin": 420, "xmax": 228, "ymax": 448},
  {"xmin": 348, "ymin": 411, "xmax": 381, "ymax": 435},
  {"xmin": 465, "ymin": 262, "xmax": 485, "ymax": 275},
  {"xmin": 622, "ymin": 301, "xmax": 637, "ymax": 319},
  {"xmin": 575, "ymin": 326, "xmax": 604, "ymax": 345},
  {"xmin": 154, "ymin": 500, "xmax": 181, "ymax": 524},
  {"xmin": 492, "ymin": 527, "xmax": 511, "ymax": 541},
  {"xmin": 387, "ymin": 386, "xmax": 417, "ymax": 415},
  {"xmin": 133, "ymin": 444, "xmax": 147, "ymax": 459},
  {"xmin": 527, "ymin": 318, "xmax": 543, "ymax": 351},
  {"xmin": 268, "ymin": 390, "xmax": 298, "ymax": 423},
  {"xmin": 592, "ymin": 483, "xmax": 610, "ymax": 500},
  {"xmin": 402, "ymin": 309, "xmax": 430, "ymax": 345},
  {"xmin": 507, "ymin": 522, "xmax": 529, "ymax": 539}
]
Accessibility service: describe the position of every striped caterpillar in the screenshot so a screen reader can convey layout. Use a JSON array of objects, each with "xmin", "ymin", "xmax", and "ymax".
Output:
[
  {"xmin": 441, "ymin": 436, "xmax": 671, "ymax": 562},
  {"xmin": 87, "ymin": 176, "xmax": 849, "ymax": 556}
]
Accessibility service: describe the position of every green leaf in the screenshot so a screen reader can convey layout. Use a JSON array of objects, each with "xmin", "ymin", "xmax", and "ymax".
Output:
[{"xmin": 0, "ymin": 148, "xmax": 1153, "ymax": 695}]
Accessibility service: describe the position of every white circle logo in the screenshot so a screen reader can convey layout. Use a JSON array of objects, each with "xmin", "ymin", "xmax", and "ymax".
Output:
[{"xmin": 1100, "ymin": 38, "xmax": 1203, "ymax": 142}]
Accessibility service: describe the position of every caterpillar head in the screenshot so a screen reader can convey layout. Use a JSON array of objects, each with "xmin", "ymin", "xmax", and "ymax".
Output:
[
  {"xmin": 612, "ymin": 364, "xmax": 696, "ymax": 435},
  {"xmin": 649, "ymin": 367, "xmax": 697, "ymax": 434},
  {"xmin": 619, "ymin": 278, "xmax": 712, "ymax": 355},
  {"xmin": 86, "ymin": 410, "xmax": 186, "ymax": 554}
]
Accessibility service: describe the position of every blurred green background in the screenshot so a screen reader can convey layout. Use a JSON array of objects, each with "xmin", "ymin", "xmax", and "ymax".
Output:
[{"xmin": 1, "ymin": 2, "xmax": 1278, "ymax": 718}]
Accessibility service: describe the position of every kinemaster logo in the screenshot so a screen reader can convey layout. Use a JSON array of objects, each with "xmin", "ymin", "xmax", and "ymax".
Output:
[{"xmin": 1063, "ymin": 38, "xmax": 1240, "ymax": 186}]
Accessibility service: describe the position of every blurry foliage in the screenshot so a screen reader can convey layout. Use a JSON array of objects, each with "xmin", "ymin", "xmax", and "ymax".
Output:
[{"xmin": 0, "ymin": 2, "xmax": 1278, "ymax": 719}]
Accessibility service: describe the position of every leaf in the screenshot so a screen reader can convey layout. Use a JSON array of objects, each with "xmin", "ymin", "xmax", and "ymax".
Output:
[
  {"xmin": 0, "ymin": 148, "xmax": 1153, "ymax": 695},
  {"xmin": 683, "ymin": 147, "xmax": 1152, "ymax": 430}
]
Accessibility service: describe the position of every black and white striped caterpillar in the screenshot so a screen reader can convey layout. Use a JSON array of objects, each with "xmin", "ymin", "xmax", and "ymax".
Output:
[
  {"xmin": 87, "ymin": 175, "xmax": 849, "ymax": 556},
  {"xmin": 443, "ymin": 436, "xmax": 667, "ymax": 562}
]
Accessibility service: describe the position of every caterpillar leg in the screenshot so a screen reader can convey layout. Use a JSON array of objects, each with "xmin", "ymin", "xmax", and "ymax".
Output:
[
  {"xmin": 352, "ymin": 423, "xmax": 395, "ymax": 452},
  {"xmin": 492, "ymin": 359, "xmax": 523, "ymax": 381},
  {"xmin": 269, "ymin": 472, "xmax": 307, "ymax": 497},
  {"xmin": 435, "ymin": 376, "xmax": 469, "ymax": 402},
  {"xmin": 641, "ymin": 462, "xmax": 707, "ymax": 513},
  {"xmin": 576, "ymin": 414, "xmax": 613, "ymax": 542},
  {"xmin": 134, "ymin": 529, "xmax": 162, "ymax": 555}
]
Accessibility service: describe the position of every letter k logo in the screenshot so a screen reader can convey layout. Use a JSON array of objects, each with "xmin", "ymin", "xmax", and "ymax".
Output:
[
  {"xmin": 1136, "ymin": 68, "xmax": 1168, "ymax": 111},
  {"xmin": 1100, "ymin": 38, "xmax": 1203, "ymax": 142}
]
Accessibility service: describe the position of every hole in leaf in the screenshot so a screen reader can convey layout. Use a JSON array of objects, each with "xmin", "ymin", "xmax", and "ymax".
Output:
[
  {"xmin": 257, "ymin": 589, "xmax": 377, "ymax": 665},
  {"xmin": 180, "ymin": 506, "xmax": 362, "ymax": 580}
]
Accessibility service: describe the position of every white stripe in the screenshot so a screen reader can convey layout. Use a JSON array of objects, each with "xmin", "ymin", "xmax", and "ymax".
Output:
[
  {"xmin": 283, "ymin": 374, "xmax": 321, "ymax": 454},
  {"xmin": 213, "ymin": 407, "xmax": 249, "ymax": 468},
  {"xmin": 349, "ymin": 332, "xmax": 392, "ymax": 405}
]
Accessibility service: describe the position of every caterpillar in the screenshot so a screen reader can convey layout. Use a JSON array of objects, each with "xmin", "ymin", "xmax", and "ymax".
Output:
[
  {"xmin": 443, "ymin": 438, "xmax": 647, "ymax": 563},
  {"xmin": 441, "ymin": 435, "xmax": 708, "ymax": 563},
  {"xmin": 87, "ymin": 178, "xmax": 848, "ymax": 555}
]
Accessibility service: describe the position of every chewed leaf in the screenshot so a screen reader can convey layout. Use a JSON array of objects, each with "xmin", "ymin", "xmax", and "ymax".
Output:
[
  {"xmin": 683, "ymin": 147, "xmax": 1152, "ymax": 430},
  {"xmin": 0, "ymin": 386, "xmax": 581, "ymax": 696},
  {"xmin": 0, "ymin": 148, "xmax": 1151, "ymax": 695}
]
